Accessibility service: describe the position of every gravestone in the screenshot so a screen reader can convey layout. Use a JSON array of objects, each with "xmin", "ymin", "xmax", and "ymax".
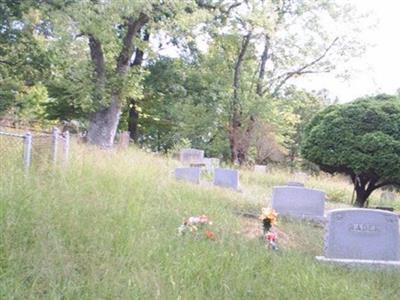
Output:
[
  {"xmin": 271, "ymin": 186, "xmax": 325, "ymax": 220},
  {"xmin": 179, "ymin": 148, "xmax": 204, "ymax": 165},
  {"xmin": 213, "ymin": 168, "xmax": 239, "ymax": 190},
  {"xmin": 203, "ymin": 158, "xmax": 220, "ymax": 173},
  {"xmin": 286, "ymin": 181, "xmax": 304, "ymax": 187},
  {"xmin": 254, "ymin": 165, "xmax": 267, "ymax": 173},
  {"xmin": 118, "ymin": 131, "xmax": 130, "ymax": 149},
  {"xmin": 316, "ymin": 209, "xmax": 400, "ymax": 267},
  {"xmin": 175, "ymin": 167, "xmax": 201, "ymax": 184}
]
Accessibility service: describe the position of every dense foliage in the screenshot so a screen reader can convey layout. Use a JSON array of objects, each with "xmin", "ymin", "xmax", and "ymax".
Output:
[
  {"xmin": 301, "ymin": 95, "xmax": 400, "ymax": 207},
  {"xmin": 0, "ymin": 0, "xmax": 367, "ymax": 164}
]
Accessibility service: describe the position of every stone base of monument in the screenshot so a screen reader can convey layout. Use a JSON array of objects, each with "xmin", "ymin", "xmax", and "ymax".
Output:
[{"xmin": 316, "ymin": 256, "xmax": 400, "ymax": 269}]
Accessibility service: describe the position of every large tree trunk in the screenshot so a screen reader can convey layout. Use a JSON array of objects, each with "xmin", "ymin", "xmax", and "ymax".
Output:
[
  {"xmin": 354, "ymin": 190, "xmax": 369, "ymax": 208},
  {"xmin": 87, "ymin": 95, "xmax": 122, "ymax": 147},
  {"xmin": 87, "ymin": 13, "xmax": 149, "ymax": 147},
  {"xmin": 352, "ymin": 176, "xmax": 377, "ymax": 207}
]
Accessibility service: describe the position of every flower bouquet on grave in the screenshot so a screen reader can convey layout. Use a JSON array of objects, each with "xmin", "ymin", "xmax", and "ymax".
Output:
[
  {"xmin": 259, "ymin": 207, "xmax": 278, "ymax": 250},
  {"xmin": 178, "ymin": 215, "xmax": 216, "ymax": 240}
]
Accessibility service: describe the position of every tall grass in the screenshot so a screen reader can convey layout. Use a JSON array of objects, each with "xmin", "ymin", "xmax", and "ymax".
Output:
[{"xmin": 1, "ymin": 146, "xmax": 400, "ymax": 299}]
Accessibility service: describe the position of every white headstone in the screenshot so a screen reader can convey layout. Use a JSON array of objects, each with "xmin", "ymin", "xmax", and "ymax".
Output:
[
  {"xmin": 175, "ymin": 167, "xmax": 201, "ymax": 184},
  {"xmin": 179, "ymin": 148, "xmax": 204, "ymax": 165},
  {"xmin": 213, "ymin": 168, "xmax": 239, "ymax": 190},
  {"xmin": 271, "ymin": 186, "xmax": 325, "ymax": 220},
  {"xmin": 254, "ymin": 165, "xmax": 267, "ymax": 173}
]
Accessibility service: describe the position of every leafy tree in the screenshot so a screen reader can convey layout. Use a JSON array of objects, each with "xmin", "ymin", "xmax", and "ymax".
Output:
[
  {"xmin": 197, "ymin": 0, "xmax": 365, "ymax": 164},
  {"xmin": 0, "ymin": 1, "xmax": 50, "ymax": 116},
  {"xmin": 301, "ymin": 95, "xmax": 400, "ymax": 207}
]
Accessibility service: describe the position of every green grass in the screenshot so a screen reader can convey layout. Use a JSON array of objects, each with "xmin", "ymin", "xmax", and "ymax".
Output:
[{"xmin": 1, "ymin": 146, "xmax": 400, "ymax": 299}]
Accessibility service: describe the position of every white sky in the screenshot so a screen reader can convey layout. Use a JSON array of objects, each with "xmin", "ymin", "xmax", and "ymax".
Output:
[{"xmin": 296, "ymin": 0, "xmax": 400, "ymax": 102}]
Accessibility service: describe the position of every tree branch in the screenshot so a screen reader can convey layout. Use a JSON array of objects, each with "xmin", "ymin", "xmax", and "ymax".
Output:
[
  {"xmin": 88, "ymin": 34, "xmax": 106, "ymax": 94},
  {"xmin": 256, "ymin": 34, "xmax": 270, "ymax": 96},
  {"xmin": 270, "ymin": 37, "xmax": 339, "ymax": 96},
  {"xmin": 116, "ymin": 12, "xmax": 150, "ymax": 75}
]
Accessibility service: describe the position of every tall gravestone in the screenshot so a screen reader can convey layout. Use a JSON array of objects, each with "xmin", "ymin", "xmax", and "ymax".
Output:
[
  {"xmin": 316, "ymin": 209, "xmax": 400, "ymax": 267},
  {"xmin": 271, "ymin": 186, "xmax": 325, "ymax": 220},
  {"xmin": 179, "ymin": 148, "xmax": 204, "ymax": 165},
  {"xmin": 175, "ymin": 167, "xmax": 201, "ymax": 184},
  {"xmin": 213, "ymin": 168, "xmax": 239, "ymax": 190}
]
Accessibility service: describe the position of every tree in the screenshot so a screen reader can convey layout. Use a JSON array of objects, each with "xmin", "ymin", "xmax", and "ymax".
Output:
[
  {"xmin": 45, "ymin": 1, "xmax": 209, "ymax": 147},
  {"xmin": 199, "ymin": 0, "xmax": 365, "ymax": 164},
  {"xmin": 0, "ymin": 1, "xmax": 50, "ymax": 117},
  {"xmin": 301, "ymin": 95, "xmax": 400, "ymax": 207}
]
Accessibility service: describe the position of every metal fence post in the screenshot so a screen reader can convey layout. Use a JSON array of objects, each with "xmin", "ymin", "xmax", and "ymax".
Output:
[
  {"xmin": 23, "ymin": 132, "xmax": 32, "ymax": 173},
  {"xmin": 63, "ymin": 130, "xmax": 70, "ymax": 165},
  {"xmin": 52, "ymin": 127, "xmax": 59, "ymax": 165}
]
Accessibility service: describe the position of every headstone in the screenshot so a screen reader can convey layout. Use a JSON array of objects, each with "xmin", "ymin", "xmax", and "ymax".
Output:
[
  {"xmin": 175, "ymin": 167, "xmax": 201, "ymax": 184},
  {"xmin": 316, "ymin": 209, "xmax": 400, "ymax": 267},
  {"xmin": 179, "ymin": 148, "xmax": 204, "ymax": 165},
  {"xmin": 286, "ymin": 181, "xmax": 304, "ymax": 187},
  {"xmin": 254, "ymin": 165, "xmax": 267, "ymax": 173},
  {"xmin": 213, "ymin": 168, "xmax": 239, "ymax": 190},
  {"xmin": 203, "ymin": 158, "xmax": 220, "ymax": 173},
  {"xmin": 118, "ymin": 131, "xmax": 130, "ymax": 149},
  {"xmin": 271, "ymin": 186, "xmax": 325, "ymax": 220}
]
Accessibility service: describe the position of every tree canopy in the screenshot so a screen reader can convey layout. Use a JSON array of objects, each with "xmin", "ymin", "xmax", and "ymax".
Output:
[
  {"xmin": 301, "ymin": 95, "xmax": 400, "ymax": 207},
  {"xmin": 0, "ymin": 0, "xmax": 369, "ymax": 165}
]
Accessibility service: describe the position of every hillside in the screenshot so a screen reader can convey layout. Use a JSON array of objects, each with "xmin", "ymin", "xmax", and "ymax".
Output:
[{"xmin": 1, "ymin": 146, "xmax": 400, "ymax": 299}]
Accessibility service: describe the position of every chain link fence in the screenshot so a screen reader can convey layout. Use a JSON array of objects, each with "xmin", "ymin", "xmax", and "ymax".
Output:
[{"xmin": 0, "ymin": 127, "xmax": 70, "ymax": 174}]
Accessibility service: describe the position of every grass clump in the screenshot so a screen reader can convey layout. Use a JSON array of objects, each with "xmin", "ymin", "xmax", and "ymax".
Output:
[{"xmin": 1, "ymin": 146, "xmax": 400, "ymax": 299}]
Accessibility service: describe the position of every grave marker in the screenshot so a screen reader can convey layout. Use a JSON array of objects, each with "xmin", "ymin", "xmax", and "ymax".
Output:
[
  {"xmin": 203, "ymin": 158, "xmax": 220, "ymax": 173},
  {"xmin": 179, "ymin": 148, "xmax": 204, "ymax": 165},
  {"xmin": 175, "ymin": 167, "xmax": 201, "ymax": 184},
  {"xmin": 213, "ymin": 168, "xmax": 239, "ymax": 190},
  {"xmin": 254, "ymin": 165, "xmax": 267, "ymax": 173},
  {"xmin": 271, "ymin": 186, "xmax": 325, "ymax": 220},
  {"xmin": 316, "ymin": 208, "xmax": 400, "ymax": 267}
]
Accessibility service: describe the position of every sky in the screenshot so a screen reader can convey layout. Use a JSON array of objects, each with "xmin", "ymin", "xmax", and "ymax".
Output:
[{"xmin": 296, "ymin": 0, "xmax": 400, "ymax": 102}]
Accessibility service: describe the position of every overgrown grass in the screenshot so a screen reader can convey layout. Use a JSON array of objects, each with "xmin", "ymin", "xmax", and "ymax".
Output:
[{"xmin": 1, "ymin": 146, "xmax": 400, "ymax": 299}]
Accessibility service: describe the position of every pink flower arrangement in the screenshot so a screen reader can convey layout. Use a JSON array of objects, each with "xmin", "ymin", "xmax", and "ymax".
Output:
[{"xmin": 178, "ymin": 215, "xmax": 216, "ymax": 240}]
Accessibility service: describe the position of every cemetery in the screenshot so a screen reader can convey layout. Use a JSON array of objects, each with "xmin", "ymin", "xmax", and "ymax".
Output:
[{"xmin": 2, "ymin": 1, "xmax": 400, "ymax": 299}]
